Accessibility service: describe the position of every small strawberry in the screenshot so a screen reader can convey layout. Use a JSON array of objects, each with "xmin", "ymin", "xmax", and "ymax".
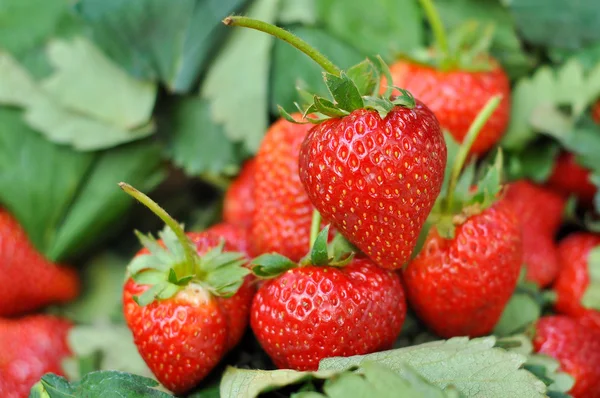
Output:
[
  {"xmin": 504, "ymin": 180, "xmax": 565, "ymax": 287},
  {"xmin": 404, "ymin": 97, "xmax": 522, "ymax": 338},
  {"xmin": 250, "ymin": 227, "xmax": 406, "ymax": 371},
  {"xmin": 553, "ymin": 232, "xmax": 600, "ymax": 332},
  {"xmin": 0, "ymin": 209, "xmax": 79, "ymax": 316},
  {"xmin": 533, "ymin": 315, "xmax": 600, "ymax": 398},
  {"xmin": 384, "ymin": 0, "xmax": 510, "ymax": 155},
  {"xmin": 224, "ymin": 16, "xmax": 446, "ymax": 270},
  {"xmin": 0, "ymin": 315, "xmax": 72, "ymax": 398},
  {"xmin": 250, "ymin": 116, "xmax": 320, "ymax": 261},
  {"xmin": 120, "ymin": 183, "xmax": 252, "ymax": 395},
  {"xmin": 223, "ymin": 159, "xmax": 256, "ymax": 227},
  {"xmin": 547, "ymin": 152, "xmax": 596, "ymax": 205}
]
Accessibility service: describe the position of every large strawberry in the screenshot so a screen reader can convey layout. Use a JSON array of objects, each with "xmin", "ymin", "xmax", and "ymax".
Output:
[
  {"xmin": 504, "ymin": 180, "xmax": 565, "ymax": 287},
  {"xmin": 533, "ymin": 315, "xmax": 600, "ymax": 398},
  {"xmin": 120, "ymin": 183, "xmax": 252, "ymax": 395},
  {"xmin": 384, "ymin": 0, "xmax": 510, "ymax": 155},
  {"xmin": 0, "ymin": 209, "xmax": 79, "ymax": 316},
  {"xmin": 547, "ymin": 152, "xmax": 596, "ymax": 205},
  {"xmin": 250, "ymin": 116, "xmax": 318, "ymax": 261},
  {"xmin": 553, "ymin": 232, "xmax": 600, "ymax": 332},
  {"xmin": 250, "ymin": 228, "xmax": 406, "ymax": 371},
  {"xmin": 0, "ymin": 315, "xmax": 72, "ymax": 398},
  {"xmin": 404, "ymin": 98, "xmax": 522, "ymax": 338},
  {"xmin": 223, "ymin": 158, "xmax": 256, "ymax": 227},
  {"xmin": 225, "ymin": 16, "xmax": 446, "ymax": 270}
]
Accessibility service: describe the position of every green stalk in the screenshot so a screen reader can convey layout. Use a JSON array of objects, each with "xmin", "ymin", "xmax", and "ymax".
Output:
[
  {"xmin": 445, "ymin": 95, "xmax": 502, "ymax": 211},
  {"xmin": 309, "ymin": 210, "xmax": 322, "ymax": 250},
  {"xmin": 120, "ymin": 182, "xmax": 196, "ymax": 276},
  {"xmin": 417, "ymin": 0, "xmax": 449, "ymax": 61},
  {"xmin": 224, "ymin": 16, "xmax": 342, "ymax": 76}
]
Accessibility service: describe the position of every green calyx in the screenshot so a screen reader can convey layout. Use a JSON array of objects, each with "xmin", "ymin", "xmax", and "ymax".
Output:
[
  {"xmin": 427, "ymin": 95, "xmax": 504, "ymax": 239},
  {"xmin": 224, "ymin": 16, "xmax": 415, "ymax": 122},
  {"xmin": 581, "ymin": 246, "xmax": 600, "ymax": 310},
  {"xmin": 403, "ymin": 0, "xmax": 495, "ymax": 72},
  {"xmin": 119, "ymin": 183, "xmax": 249, "ymax": 306}
]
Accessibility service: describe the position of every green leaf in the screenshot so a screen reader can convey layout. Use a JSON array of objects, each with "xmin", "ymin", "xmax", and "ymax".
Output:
[
  {"xmin": 270, "ymin": 27, "xmax": 364, "ymax": 114},
  {"xmin": 469, "ymin": 150, "xmax": 503, "ymax": 209},
  {"xmin": 220, "ymin": 366, "xmax": 339, "ymax": 398},
  {"xmin": 75, "ymin": 0, "xmax": 247, "ymax": 93},
  {"xmin": 38, "ymin": 371, "xmax": 170, "ymax": 397},
  {"xmin": 165, "ymin": 97, "xmax": 240, "ymax": 175},
  {"xmin": 319, "ymin": 336, "xmax": 547, "ymax": 397},
  {"xmin": 582, "ymin": 246, "xmax": 600, "ymax": 310},
  {"xmin": 311, "ymin": 226, "xmax": 330, "ymax": 266},
  {"xmin": 345, "ymin": 59, "xmax": 378, "ymax": 96},
  {"xmin": 504, "ymin": 141, "xmax": 561, "ymax": 183},
  {"xmin": 525, "ymin": 355, "xmax": 575, "ymax": 394},
  {"xmin": 504, "ymin": 0, "xmax": 600, "ymax": 50},
  {"xmin": 0, "ymin": 108, "xmax": 164, "ymax": 261},
  {"xmin": 201, "ymin": 0, "xmax": 279, "ymax": 153},
  {"xmin": 251, "ymin": 253, "xmax": 297, "ymax": 278},
  {"xmin": 62, "ymin": 324, "xmax": 155, "ymax": 381},
  {"xmin": 494, "ymin": 294, "xmax": 541, "ymax": 337},
  {"xmin": 315, "ymin": 0, "xmax": 423, "ymax": 60},
  {"xmin": 323, "ymin": 72, "xmax": 364, "ymax": 113}
]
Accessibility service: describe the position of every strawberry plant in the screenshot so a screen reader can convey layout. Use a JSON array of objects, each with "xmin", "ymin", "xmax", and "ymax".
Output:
[{"xmin": 2, "ymin": 0, "xmax": 600, "ymax": 397}]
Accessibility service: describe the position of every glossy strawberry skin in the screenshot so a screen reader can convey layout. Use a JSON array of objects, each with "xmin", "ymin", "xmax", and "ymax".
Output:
[
  {"xmin": 403, "ymin": 200, "xmax": 522, "ymax": 338},
  {"xmin": 250, "ymin": 117, "xmax": 318, "ymax": 261},
  {"xmin": 554, "ymin": 233, "xmax": 600, "ymax": 326},
  {"xmin": 251, "ymin": 258, "xmax": 406, "ymax": 370},
  {"xmin": 547, "ymin": 152, "xmax": 596, "ymax": 204},
  {"xmin": 386, "ymin": 60, "xmax": 510, "ymax": 155},
  {"xmin": 223, "ymin": 159, "xmax": 256, "ymax": 227},
  {"xmin": 0, "ymin": 315, "xmax": 72, "ymax": 398},
  {"xmin": 124, "ymin": 232, "xmax": 254, "ymax": 394},
  {"xmin": 299, "ymin": 103, "xmax": 446, "ymax": 270},
  {"xmin": 504, "ymin": 180, "xmax": 565, "ymax": 287},
  {"xmin": 534, "ymin": 316, "xmax": 600, "ymax": 398},
  {"xmin": 0, "ymin": 210, "xmax": 79, "ymax": 316}
]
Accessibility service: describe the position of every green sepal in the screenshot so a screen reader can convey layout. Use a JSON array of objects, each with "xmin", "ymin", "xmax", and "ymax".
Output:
[
  {"xmin": 582, "ymin": 246, "xmax": 600, "ymax": 310},
  {"xmin": 278, "ymin": 105, "xmax": 310, "ymax": 125},
  {"xmin": 469, "ymin": 149, "xmax": 503, "ymax": 209},
  {"xmin": 132, "ymin": 269, "xmax": 166, "ymax": 286},
  {"xmin": 251, "ymin": 253, "xmax": 298, "ymax": 278},
  {"xmin": 198, "ymin": 242, "xmax": 250, "ymax": 297},
  {"xmin": 346, "ymin": 59, "xmax": 378, "ymax": 96},
  {"xmin": 363, "ymin": 96, "xmax": 394, "ymax": 119},
  {"xmin": 328, "ymin": 233, "xmax": 358, "ymax": 263},
  {"xmin": 167, "ymin": 269, "xmax": 194, "ymax": 286},
  {"xmin": 133, "ymin": 281, "xmax": 182, "ymax": 307},
  {"xmin": 311, "ymin": 225, "xmax": 331, "ymax": 266},
  {"xmin": 308, "ymin": 96, "xmax": 350, "ymax": 118},
  {"xmin": 323, "ymin": 72, "xmax": 364, "ymax": 113}
]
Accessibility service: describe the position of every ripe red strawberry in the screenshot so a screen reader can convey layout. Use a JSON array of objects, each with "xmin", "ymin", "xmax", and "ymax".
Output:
[
  {"xmin": 504, "ymin": 180, "xmax": 565, "ymax": 287},
  {"xmin": 0, "ymin": 209, "xmax": 79, "ymax": 316},
  {"xmin": 250, "ymin": 116, "xmax": 321, "ymax": 261},
  {"xmin": 299, "ymin": 103, "xmax": 446, "ymax": 269},
  {"xmin": 386, "ymin": 60, "xmax": 510, "ymax": 155},
  {"xmin": 251, "ymin": 257, "xmax": 406, "ymax": 371},
  {"xmin": 120, "ymin": 183, "xmax": 252, "ymax": 394},
  {"xmin": 533, "ymin": 315, "xmax": 600, "ymax": 398},
  {"xmin": 205, "ymin": 222, "xmax": 250, "ymax": 256},
  {"xmin": 547, "ymin": 152, "xmax": 596, "ymax": 204},
  {"xmin": 554, "ymin": 232, "xmax": 600, "ymax": 333},
  {"xmin": 223, "ymin": 159, "xmax": 256, "ymax": 227},
  {"xmin": 0, "ymin": 315, "xmax": 72, "ymax": 398}
]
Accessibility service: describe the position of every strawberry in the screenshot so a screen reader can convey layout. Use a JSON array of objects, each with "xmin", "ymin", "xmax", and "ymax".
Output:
[
  {"xmin": 533, "ymin": 315, "xmax": 600, "ymax": 398},
  {"xmin": 249, "ymin": 116, "xmax": 323, "ymax": 261},
  {"xmin": 120, "ymin": 183, "xmax": 252, "ymax": 394},
  {"xmin": 384, "ymin": 0, "xmax": 510, "ymax": 155},
  {"xmin": 547, "ymin": 152, "xmax": 596, "ymax": 204},
  {"xmin": 0, "ymin": 209, "xmax": 79, "ymax": 316},
  {"xmin": 205, "ymin": 222, "xmax": 251, "ymax": 256},
  {"xmin": 224, "ymin": 16, "xmax": 446, "ymax": 270},
  {"xmin": 553, "ymin": 232, "xmax": 600, "ymax": 333},
  {"xmin": 0, "ymin": 315, "xmax": 72, "ymax": 398},
  {"xmin": 250, "ymin": 229, "xmax": 406, "ymax": 371},
  {"xmin": 404, "ymin": 97, "xmax": 522, "ymax": 338},
  {"xmin": 504, "ymin": 180, "xmax": 565, "ymax": 287},
  {"xmin": 223, "ymin": 158, "xmax": 256, "ymax": 227}
]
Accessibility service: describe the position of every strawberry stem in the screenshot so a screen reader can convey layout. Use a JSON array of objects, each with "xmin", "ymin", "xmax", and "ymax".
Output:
[
  {"xmin": 418, "ymin": 0, "xmax": 450, "ymax": 65},
  {"xmin": 309, "ymin": 210, "xmax": 322, "ymax": 250},
  {"xmin": 119, "ymin": 182, "xmax": 196, "ymax": 276},
  {"xmin": 223, "ymin": 16, "xmax": 342, "ymax": 76},
  {"xmin": 445, "ymin": 95, "xmax": 502, "ymax": 211}
]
